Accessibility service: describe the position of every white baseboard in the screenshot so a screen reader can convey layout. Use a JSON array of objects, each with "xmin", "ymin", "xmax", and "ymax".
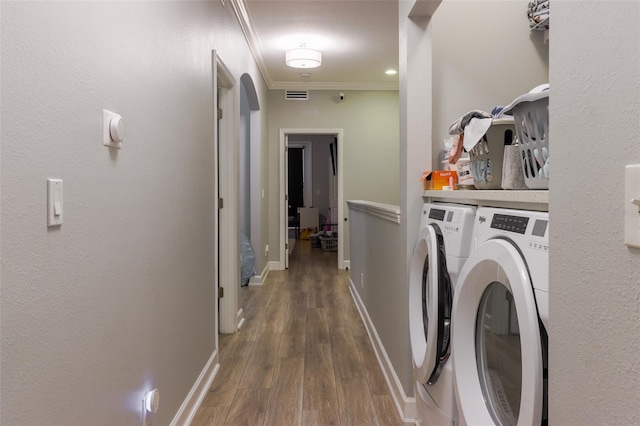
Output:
[
  {"xmin": 170, "ymin": 350, "xmax": 220, "ymax": 426},
  {"xmin": 348, "ymin": 279, "xmax": 417, "ymax": 424},
  {"xmin": 249, "ymin": 262, "xmax": 272, "ymax": 286},
  {"xmin": 236, "ymin": 308, "xmax": 244, "ymax": 330},
  {"xmin": 270, "ymin": 260, "xmax": 284, "ymax": 271}
]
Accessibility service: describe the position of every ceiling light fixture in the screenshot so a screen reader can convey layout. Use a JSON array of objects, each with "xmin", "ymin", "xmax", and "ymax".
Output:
[
  {"xmin": 286, "ymin": 46, "xmax": 322, "ymax": 69},
  {"xmin": 385, "ymin": 69, "xmax": 398, "ymax": 75}
]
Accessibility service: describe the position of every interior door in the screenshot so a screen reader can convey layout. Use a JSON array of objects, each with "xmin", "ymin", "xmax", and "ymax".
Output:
[
  {"xmin": 409, "ymin": 224, "xmax": 453, "ymax": 385},
  {"xmin": 452, "ymin": 239, "xmax": 544, "ymax": 426},
  {"xmin": 284, "ymin": 135, "xmax": 289, "ymax": 269}
]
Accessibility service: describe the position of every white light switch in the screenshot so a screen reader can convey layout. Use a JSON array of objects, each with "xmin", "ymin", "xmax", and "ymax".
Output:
[
  {"xmin": 103, "ymin": 109, "xmax": 125, "ymax": 149},
  {"xmin": 624, "ymin": 164, "xmax": 640, "ymax": 248},
  {"xmin": 47, "ymin": 178, "xmax": 63, "ymax": 227}
]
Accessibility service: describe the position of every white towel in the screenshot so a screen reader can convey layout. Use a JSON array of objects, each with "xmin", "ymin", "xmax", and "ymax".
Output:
[{"xmin": 462, "ymin": 117, "xmax": 493, "ymax": 152}]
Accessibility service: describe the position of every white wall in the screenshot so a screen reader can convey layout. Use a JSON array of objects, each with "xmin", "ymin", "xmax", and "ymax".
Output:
[
  {"xmin": 0, "ymin": 2, "xmax": 267, "ymax": 424},
  {"xmin": 550, "ymin": 2, "xmax": 640, "ymax": 423},
  {"xmin": 268, "ymin": 90, "xmax": 400, "ymax": 264},
  {"xmin": 431, "ymin": 0, "xmax": 549, "ymax": 167},
  {"xmin": 311, "ymin": 136, "xmax": 333, "ymax": 219}
]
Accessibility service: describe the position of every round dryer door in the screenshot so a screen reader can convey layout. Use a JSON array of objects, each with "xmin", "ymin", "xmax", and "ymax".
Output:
[
  {"xmin": 409, "ymin": 225, "xmax": 453, "ymax": 385},
  {"xmin": 452, "ymin": 239, "xmax": 544, "ymax": 426}
]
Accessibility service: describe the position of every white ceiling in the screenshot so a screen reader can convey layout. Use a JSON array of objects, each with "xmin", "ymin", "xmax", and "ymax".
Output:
[{"xmin": 234, "ymin": 0, "xmax": 399, "ymax": 90}]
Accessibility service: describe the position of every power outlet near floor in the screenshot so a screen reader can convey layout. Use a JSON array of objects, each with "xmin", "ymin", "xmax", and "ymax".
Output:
[{"xmin": 265, "ymin": 244, "xmax": 269, "ymax": 257}]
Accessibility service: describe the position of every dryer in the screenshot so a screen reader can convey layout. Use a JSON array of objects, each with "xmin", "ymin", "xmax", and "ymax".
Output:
[
  {"xmin": 409, "ymin": 203, "xmax": 476, "ymax": 425},
  {"xmin": 451, "ymin": 207, "xmax": 549, "ymax": 426}
]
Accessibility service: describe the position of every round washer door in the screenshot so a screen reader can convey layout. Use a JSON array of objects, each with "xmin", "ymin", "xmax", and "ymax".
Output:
[
  {"xmin": 452, "ymin": 239, "xmax": 543, "ymax": 426},
  {"xmin": 409, "ymin": 225, "xmax": 453, "ymax": 384}
]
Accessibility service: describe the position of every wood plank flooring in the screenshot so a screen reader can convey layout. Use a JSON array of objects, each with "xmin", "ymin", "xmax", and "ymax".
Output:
[{"xmin": 192, "ymin": 240, "xmax": 404, "ymax": 426}]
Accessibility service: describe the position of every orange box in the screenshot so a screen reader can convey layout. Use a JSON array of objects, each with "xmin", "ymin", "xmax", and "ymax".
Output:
[{"xmin": 421, "ymin": 170, "xmax": 458, "ymax": 190}]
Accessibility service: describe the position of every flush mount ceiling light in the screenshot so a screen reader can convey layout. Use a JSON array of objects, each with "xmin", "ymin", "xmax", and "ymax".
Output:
[{"xmin": 286, "ymin": 46, "xmax": 322, "ymax": 69}]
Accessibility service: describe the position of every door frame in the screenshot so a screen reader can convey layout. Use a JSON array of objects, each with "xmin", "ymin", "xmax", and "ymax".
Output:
[
  {"xmin": 214, "ymin": 51, "xmax": 241, "ymax": 335},
  {"xmin": 279, "ymin": 128, "xmax": 345, "ymax": 270}
]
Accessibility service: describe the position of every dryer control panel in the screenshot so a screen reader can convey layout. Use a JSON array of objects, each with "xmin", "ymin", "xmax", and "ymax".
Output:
[{"xmin": 422, "ymin": 203, "xmax": 476, "ymax": 258}]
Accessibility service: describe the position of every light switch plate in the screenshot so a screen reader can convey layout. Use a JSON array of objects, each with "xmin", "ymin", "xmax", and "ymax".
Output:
[
  {"xmin": 47, "ymin": 178, "xmax": 63, "ymax": 227},
  {"xmin": 624, "ymin": 164, "xmax": 640, "ymax": 248}
]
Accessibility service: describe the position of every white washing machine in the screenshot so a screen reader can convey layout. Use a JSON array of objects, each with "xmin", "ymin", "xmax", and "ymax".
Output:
[
  {"xmin": 452, "ymin": 207, "xmax": 549, "ymax": 426},
  {"xmin": 409, "ymin": 203, "xmax": 476, "ymax": 425}
]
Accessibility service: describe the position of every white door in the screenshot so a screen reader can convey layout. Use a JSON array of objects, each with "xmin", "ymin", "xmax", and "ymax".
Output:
[
  {"xmin": 284, "ymin": 134, "xmax": 289, "ymax": 269},
  {"xmin": 452, "ymin": 239, "xmax": 544, "ymax": 426},
  {"xmin": 409, "ymin": 224, "xmax": 453, "ymax": 385}
]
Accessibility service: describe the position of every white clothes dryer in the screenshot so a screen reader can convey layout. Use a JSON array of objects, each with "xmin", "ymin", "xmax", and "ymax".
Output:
[
  {"xmin": 409, "ymin": 203, "xmax": 476, "ymax": 425},
  {"xmin": 452, "ymin": 207, "xmax": 549, "ymax": 426}
]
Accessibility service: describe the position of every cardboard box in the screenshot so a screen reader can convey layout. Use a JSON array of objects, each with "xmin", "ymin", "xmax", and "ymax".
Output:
[{"xmin": 421, "ymin": 170, "xmax": 458, "ymax": 190}]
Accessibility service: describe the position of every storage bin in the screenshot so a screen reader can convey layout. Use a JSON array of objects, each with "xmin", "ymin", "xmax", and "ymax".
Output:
[
  {"xmin": 309, "ymin": 233, "xmax": 322, "ymax": 248},
  {"xmin": 468, "ymin": 117, "xmax": 516, "ymax": 189},
  {"xmin": 319, "ymin": 235, "xmax": 338, "ymax": 252},
  {"xmin": 504, "ymin": 89, "xmax": 549, "ymax": 189},
  {"xmin": 300, "ymin": 227, "xmax": 317, "ymax": 240}
]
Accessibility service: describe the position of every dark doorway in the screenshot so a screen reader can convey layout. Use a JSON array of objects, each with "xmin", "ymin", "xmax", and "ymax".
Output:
[{"xmin": 288, "ymin": 147, "xmax": 304, "ymax": 217}]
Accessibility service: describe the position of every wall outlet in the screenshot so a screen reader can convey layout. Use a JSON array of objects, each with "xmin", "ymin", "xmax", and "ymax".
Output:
[
  {"xmin": 265, "ymin": 244, "xmax": 269, "ymax": 257},
  {"xmin": 360, "ymin": 272, "xmax": 364, "ymax": 288}
]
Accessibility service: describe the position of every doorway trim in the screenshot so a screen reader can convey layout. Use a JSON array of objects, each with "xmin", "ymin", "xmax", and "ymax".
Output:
[
  {"xmin": 279, "ymin": 128, "xmax": 345, "ymax": 270},
  {"xmin": 214, "ymin": 52, "xmax": 241, "ymax": 335}
]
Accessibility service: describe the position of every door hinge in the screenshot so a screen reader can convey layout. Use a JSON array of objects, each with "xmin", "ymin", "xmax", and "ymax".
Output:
[
  {"xmin": 217, "ymin": 108, "xmax": 223, "ymax": 120},
  {"xmin": 219, "ymin": 198, "xmax": 223, "ymax": 209},
  {"xmin": 219, "ymin": 287, "xmax": 224, "ymax": 298},
  {"xmin": 286, "ymin": 242, "xmax": 288, "ymax": 250},
  {"xmin": 285, "ymin": 195, "xmax": 288, "ymax": 201}
]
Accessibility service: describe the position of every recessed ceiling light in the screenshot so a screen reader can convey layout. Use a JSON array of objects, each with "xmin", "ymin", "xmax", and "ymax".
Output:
[{"xmin": 385, "ymin": 69, "xmax": 398, "ymax": 75}]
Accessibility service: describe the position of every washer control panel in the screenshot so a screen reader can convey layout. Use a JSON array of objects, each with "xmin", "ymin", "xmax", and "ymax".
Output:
[{"xmin": 490, "ymin": 213, "xmax": 529, "ymax": 234}]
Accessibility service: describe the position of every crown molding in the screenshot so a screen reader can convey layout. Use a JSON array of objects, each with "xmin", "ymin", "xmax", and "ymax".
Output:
[
  {"xmin": 271, "ymin": 81, "xmax": 399, "ymax": 91},
  {"xmin": 229, "ymin": 0, "xmax": 274, "ymax": 87}
]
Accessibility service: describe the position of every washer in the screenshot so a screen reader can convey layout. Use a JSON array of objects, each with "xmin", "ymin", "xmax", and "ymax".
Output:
[
  {"xmin": 452, "ymin": 207, "xmax": 549, "ymax": 426},
  {"xmin": 409, "ymin": 203, "xmax": 476, "ymax": 425}
]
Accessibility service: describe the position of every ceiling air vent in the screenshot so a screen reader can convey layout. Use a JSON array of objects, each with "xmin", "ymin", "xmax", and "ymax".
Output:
[{"xmin": 285, "ymin": 90, "xmax": 309, "ymax": 101}]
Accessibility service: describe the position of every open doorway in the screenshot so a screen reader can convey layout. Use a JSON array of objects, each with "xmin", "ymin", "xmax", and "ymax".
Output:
[
  {"xmin": 214, "ymin": 52, "xmax": 241, "ymax": 337},
  {"xmin": 280, "ymin": 129, "xmax": 345, "ymax": 270},
  {"xmin": 239, "ymin": 73, "xmax": 262, "ymax": 325}
]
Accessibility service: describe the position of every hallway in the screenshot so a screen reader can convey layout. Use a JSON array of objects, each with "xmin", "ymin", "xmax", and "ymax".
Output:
[{"xmin": 192, "ymin": 241, "xmax": 404, "ymax": 425}]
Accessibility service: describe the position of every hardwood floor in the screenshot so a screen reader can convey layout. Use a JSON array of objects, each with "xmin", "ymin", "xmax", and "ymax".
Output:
[{"xmin": 192, "ymin": 240, "xmax": 404, "ymax": 426}]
